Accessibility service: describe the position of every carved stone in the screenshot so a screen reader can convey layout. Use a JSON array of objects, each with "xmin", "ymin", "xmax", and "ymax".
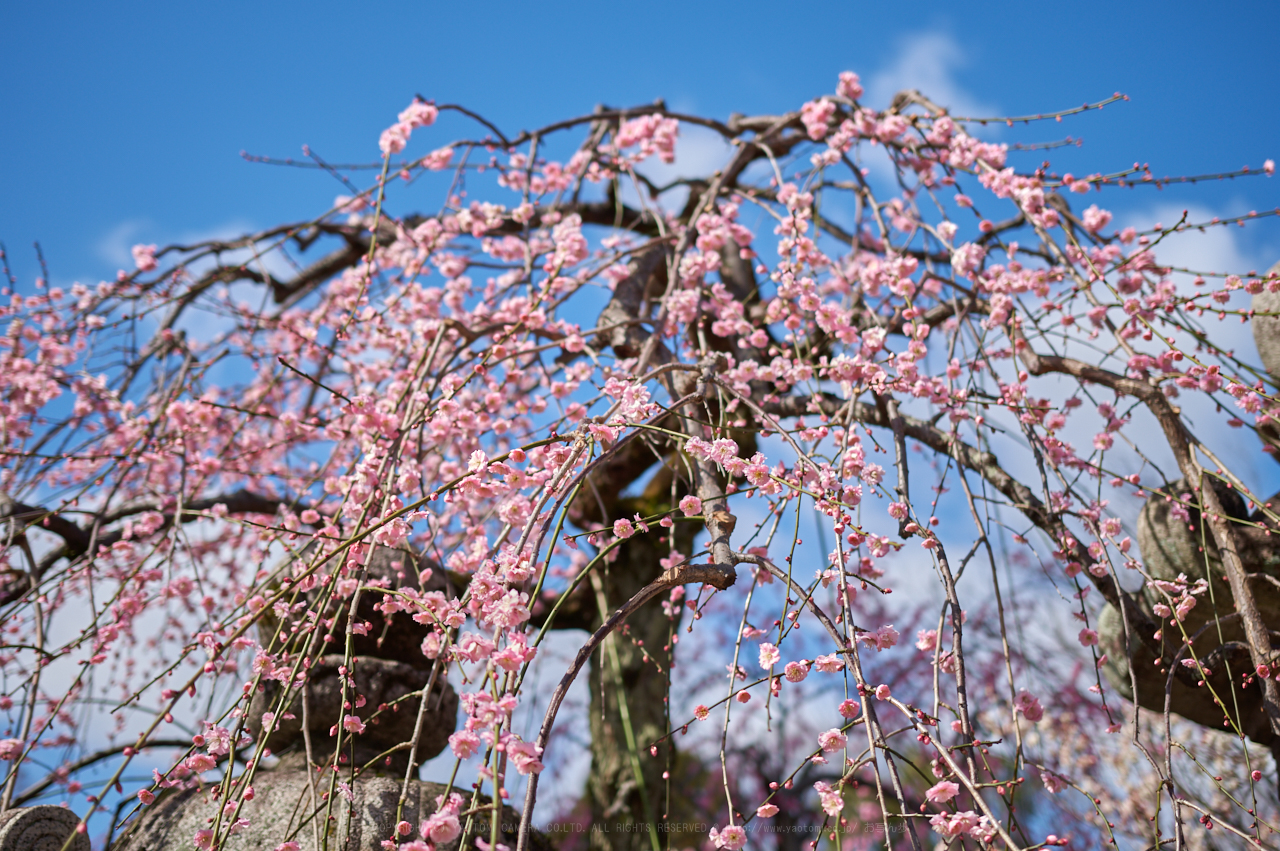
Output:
[
  {"xmin": 0, "ymin": 805, "xmax": 90, "ymax": 851},
  {"xmin": 114, "ymin": 754, "xmax": 551, "ymax": 851},
  {"xmin": 246, "ymin": 655, "xmax": 457, "ymax": 774},
  {"xmin": 1098, "ymin": 479, "xmax": 1280, "ymax": 745},
  {"xmin": 114, "ymin": 544, "xmax": 478, "ymax": 849},
  {"xmin": 1253, "ymin": 261, "xmax": 1280, "ymax": 386}
]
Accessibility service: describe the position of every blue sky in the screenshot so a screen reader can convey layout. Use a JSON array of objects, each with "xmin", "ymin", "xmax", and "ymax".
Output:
[{"xmin": 4, "ymin": 1, "xmax": 1280, "ymax": 288}]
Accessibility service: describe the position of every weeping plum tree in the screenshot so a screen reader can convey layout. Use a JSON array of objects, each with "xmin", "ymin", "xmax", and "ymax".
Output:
[{"xmin": 3, "ymin": 72, "xmax": 1280, "ymax": 851}]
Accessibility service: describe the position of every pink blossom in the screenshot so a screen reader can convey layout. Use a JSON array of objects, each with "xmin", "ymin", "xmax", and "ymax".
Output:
[
  {"xmin": 874, "ymin": 684, "xmax": 891, "ymax": 700},
  {"xmin": 859, "ymin": 623, "xmax": 898, "ymax": 651},
  {"xmin": 0, "ymin": 740, "xmax": 22, "ymax": 761},
  {"xmin": 1082, "ymin": 204, "xmax": 1112, "ymax": 233},
  {"xmin": 951, "ymin": 243, "xmax": 986, "ymax": 278},
  {"xmin": 131, "ymin": 244, "xmax": 158, "ymax": 272},
  {"xmin": 784, "ymin": 660, "xmax": 810, "ymax": 682},
  {"xmin": 838, "ymin": 699, "xmax": 860, "ymax": 719},
  {"xmin": 507, "ymin": 736, "xmax": 544, "ymax": 775},
  {"xmin": 449, "ymin": 729, "xmax": 480, "ymax": 759},
  {"xmin": 398, "ymin": 99, "xmax": 438, "ymax": 129},
  {"xmin": 613, "ymin": 518, "xmax": 635, "ymax": 539},
  {"xmin": 758, "ymin": 643, "xmax": 780, "ymax": 669},
  {"xmin": 836, "ymin": 71, "xmax": 863, "ymax": 101},
  {"xmin": 818, "ymin": 728, "xmax": 847, "ymax": 752},
  {"xmin": 343, "ymin": 715, "xmax": 366, "ymax": 735},
  {"xmin": 813, "ymin": 653, "xmax": 844, "ymax": 673},
  {"xmin": 184, "ymin": 753, "xmax": 217, "ymax": 773},
  {"xmin": 756, "ymin": 803, "xmax": 778, "ymax": 818},
  {"xmin": 422, "ymin": 146, "xmax": 454, "ymax": 171},
  {"xmin": 679, "ymin": 495, "xmax": 703, "ymax": 516},
  {"xmin": 813, "ymin": 780, "xmax": 844, "ymax": 816},
  {"xmin": 422, "ymin": 793, "xmax": 464, "ymax": 844},
  {"xmin": 1266, "ymin": 159, "xmax": 1276, "ymax": 176},
  {"xmin": 137, "ymin": 788, "xmax": 155, "ymax": 805},
  {"xmin": 929, "ymin": 811, "xmax": 981, "ymax": 840},
  {"xmin": 925, "ymin": 780, "xmax": 960, "ymax": 803},
  {"xmin": 1014, "ymin": 690, "xmax": 1044, "ymax": 722},
  {"xmin": 1041, "ymin": 769, "xmax": 1067, "ymax": 793},
  {"xmin": 694, "ymin": 704, "xmax": 710, "ymax": 720},
  {"xmin": 379, "ymin": 123, "xmax": 409, "ymax": 155},
  {"xmin": 710, "ymin": 824, "xmax": 746, "ymax": 850},
  {"xmin": 801, "ymin": 99, "xmax": 837, "ymax": 140},
  {"xmin": 1078, "ymin": 628, "xmax": 1099, "ymax": 647}
]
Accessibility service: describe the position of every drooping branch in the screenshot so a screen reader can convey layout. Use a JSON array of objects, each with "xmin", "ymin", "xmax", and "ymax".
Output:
[
  {"xmin": 759, "ymin": 390, "xmax": 1206, "ymax": 691},
  {"xmin": 2, "ymin": 490, "xmax": 315, "ymax": 609},
  {"xmin": 1015, "ymin": 336, "xmax": 1280, "ymax": 738}
]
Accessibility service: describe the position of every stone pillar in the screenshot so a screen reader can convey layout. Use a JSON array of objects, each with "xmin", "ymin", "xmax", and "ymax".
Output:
[
  {"xmin": 110, "ymin": 545, "xmax": 548, "ymax": 850},
  {"xmin": 0, "ymin": 805, "xmax": 90, "ymax": 851}
]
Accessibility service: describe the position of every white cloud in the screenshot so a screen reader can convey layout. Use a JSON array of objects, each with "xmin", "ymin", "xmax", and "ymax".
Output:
[
  {"xmin": 96, "ymin": 216, "xmax": 270, "ymax": 276},
  {"xmin": 866, "ymin": 31, "xmax": 997, "ymax": 119},
  {"xmin": 95, "ymin": 219, "xmax": 147, "ymax": 268},
  {"xmin": 619, "ymin": 124, "xmax": 736, "ymax": 215}
]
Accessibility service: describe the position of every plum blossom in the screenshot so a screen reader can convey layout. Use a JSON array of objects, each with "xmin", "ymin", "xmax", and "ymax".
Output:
[
  {"xmin": 449, "ymin": 729, "xmax": 480, "ymax": 759},
  {"xmin": 710, "ymin": 824, "xmax": 746, "ymax": 850},
  {"xmin": 506, "ymin": 735, "xmax": 544, "ymax": 775},
  {"xmin": 1082, "ymin": 204, "xmax": 1112, "ymax": 233},
  {"xmin": 929, "ymin": 811, "xmax": 981, "ymax": 840},
  {"xmin": 859, "ymin": 623, "xmax": 898, "ymax": 651},
  {"xmin": 818, "ymin": 728, "xmax": 847, "ymax": 752},
  {"xmin": 836, "ymin": 71, "xmax": 863, "ymax": 100},
  {"xmin": 813, "ymin": 653, "xmax": 844, "ymax": 673},
  {"xmin": 925, "ymin": 780, "xmax": 960, "ymax": 803},
  {"xmin": 951, "ymin": 242, "xmax": 986, "ymax": 278},
  {"xmin": 1041, "ymin": 770, "xmax": 1067, "ymax": 793},
  {"xmin": 813, "ymin": 781, "xmax": 844, "ymax": 816},
  {"xmin": 422, "ymin": 793, "xmax": 464, "ymax": 844},
  {"xmin": 784, "ymin": 660, "xmax": 810, "ymax": 682},
  {"xmin": 801, "ymin": 98, "xmax": 837, "ymax": 140},
  {"xmin": 131, "ymin": 244, "xmax": 158, "ymax": 272},
  {"xmin": 679, "ymin": 495, "xmax": 703, "ymax": 516},
  {"xmin": 758, "ymin": 643, "xmax": 780, "ymax": 669},
  {"xmin": 1014, "ymin": 690, "xmax": 1044, "ymax": 722}
]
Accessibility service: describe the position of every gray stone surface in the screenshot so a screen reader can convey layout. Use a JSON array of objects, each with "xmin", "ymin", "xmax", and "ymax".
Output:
[
  {"xmin": 0, "ymin": 805, "xmax": 90, "ymax": 851},
  {"xmin": 114, "ymin": 755, "xmax": 550, "ymax": 851},
  {"xmin": 1099, "ymin": 480, "xmax": 1280, "ymax": 744},
  {"xmin": 246, "ymin": 655, "xmax": 457, "ymax": 774},
  {"xmin": 1253, "ymin": 261, "xmax": 1280, "ymax": 384}
]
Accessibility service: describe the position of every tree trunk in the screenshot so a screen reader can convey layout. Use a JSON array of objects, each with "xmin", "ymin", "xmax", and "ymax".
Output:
[{"xmin": 586, "ymin": 497, "xmax": 686, "ymax": 851}]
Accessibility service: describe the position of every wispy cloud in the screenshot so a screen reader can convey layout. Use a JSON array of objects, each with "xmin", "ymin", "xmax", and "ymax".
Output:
[
  {"xmin": 95, "ymin": 219, "xmax": 148, "ymax": 268},
  {"xmin": 866, "ymin": 31, "xmax": 997, "ymax": 118}
]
